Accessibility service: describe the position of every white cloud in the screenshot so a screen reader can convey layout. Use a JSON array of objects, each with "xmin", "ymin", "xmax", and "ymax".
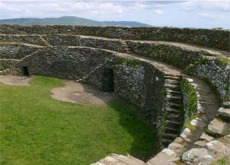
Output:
[
  {"xmin": 181, "ymin": 0, "xmax": 230, "ymax": 22},
  {"xmin": 183, "ymin": 0, "xmax": 230, "ymax": 12},
  {"xmin": 199, "ymin": 12, "xmax": 226, "ymax": 20},
  {"xmin": 0, "ymin": 1, "xmax": 127, "ymax": 18},
  {"xmin": 155, "ymin": 9, "xmax": 163, "ymax": 15}
]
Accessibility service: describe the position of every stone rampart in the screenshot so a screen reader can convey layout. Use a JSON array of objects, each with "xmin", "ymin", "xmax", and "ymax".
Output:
[
  {"xmin": 0, "ymin": 25, "xmax": 229, "ymax": 164},
  {"xmin": 0, "ymin": 25, "xmax": 229, "ymax": 51}
]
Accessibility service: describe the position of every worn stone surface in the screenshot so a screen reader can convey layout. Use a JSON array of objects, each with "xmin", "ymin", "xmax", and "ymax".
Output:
[
  {"xmin": 190, "ymin": 118, "xmax": 206, "ymax": 128},
  {"xmin": 168, "ymin": 142, "xmax": 184, "ymax": 154},
  {"xmin": 206, "ymin": 140, "xmax": 228, "ymax": 153},
  {"xmin": 207, "ymin": 135, "xmax": 230, "ymax": 164},
  {"xmin": 207, "ymin": 118, "xmax": 230, "ymax": 136},
  {"xmin": 199, "ymin": 133, "xmax": 215, "ymax": 142},
  {"xmin": 223, "ymin": 101, "xmax": 230, "ymax": 108},
  {"xmin": 218, "ymin": 107, "xmax": 230, "ymax": 119},
  {"xmin": 195, "ymin": 140, "xmax": 208, "ymax": 147},
  {"xmin": 182, "ymin": 148, "xmax": 212, "ymax": 165},
  {"xmin": 91, "ymin": 154, "xmax": 145, "ymax": 165},
  {"xmin": 147, "ymin": 149, "xmax": 177, "ymax": 165},
  {"xmin": 180, "ymin": 128, "xmax": 192, "ymax": 142}
]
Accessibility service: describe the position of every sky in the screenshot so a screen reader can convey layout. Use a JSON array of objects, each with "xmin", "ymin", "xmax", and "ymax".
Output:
[{"xmin": 0, "ymin": 0, "xmax": 230, "ymax": 29}]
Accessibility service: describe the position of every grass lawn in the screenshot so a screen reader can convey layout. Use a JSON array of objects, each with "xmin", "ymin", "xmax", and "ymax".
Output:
[{"xmin": 0, "ymin": 76, "xmax": 155, "ymax": 165}]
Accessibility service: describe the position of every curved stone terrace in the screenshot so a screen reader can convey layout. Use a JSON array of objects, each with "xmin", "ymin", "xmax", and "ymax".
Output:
[{"xmin": 0, "ymin": 25, "xmax": 229, "ymax": 165}]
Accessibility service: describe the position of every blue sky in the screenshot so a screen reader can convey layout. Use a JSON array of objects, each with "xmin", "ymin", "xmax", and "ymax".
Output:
[{"xmin": 0, "ymin": 0, "xmax": 229, "ymax": 29}]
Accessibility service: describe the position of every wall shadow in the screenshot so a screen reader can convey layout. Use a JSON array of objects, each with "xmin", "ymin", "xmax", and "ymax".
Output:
[
  {"xmin": 79, "ymin": 82, "xmax": 159, "ymax": 161},
  {"xmin": 107, "ymin": 101, "xmax": 159, "ymax": 161}
]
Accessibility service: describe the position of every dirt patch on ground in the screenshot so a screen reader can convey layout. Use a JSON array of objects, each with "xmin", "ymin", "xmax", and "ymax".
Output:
[
  {"xmin": 0, "ymin": 75, "xmax": 31, "ymax": 86},
  {"xmin": 51, "ymin": 80, "xmax": 118, "ymax": 105}
]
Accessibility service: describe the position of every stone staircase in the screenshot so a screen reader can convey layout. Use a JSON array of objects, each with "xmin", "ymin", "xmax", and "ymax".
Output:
[
  {"xmin": 75, "ymin": 62, "xmax": 105, "ymax": 83},
  {"xmin": 197, "ymin": 102, "xmax": 230, "ymax": 143},
  {"xmin": 0, "ymin": 68, "xmax": 10, "ymax": 75},
  {"xmin": 121, "ymin": 41, "xmax": 132, "ymax": 54},
  {"xmin": 39, "ymin": 35, "xmax": 52, "ymax": 47},
  {"xmin": 0, "ymin": 59, "xmax": 19, "ymax": 75},
  {"xmin": 182, "ymin": 102, "xmax": 230, "ymax": 164},
  {"xmin": 162, "ymin": 74, "xmax": 183, "ymax": 147},
  {"xmin": 0, "ymin": 49, "xmax": 43, "ymax": 75}
]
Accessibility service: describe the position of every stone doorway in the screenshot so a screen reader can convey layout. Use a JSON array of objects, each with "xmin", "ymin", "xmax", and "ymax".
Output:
[
  {"xmin": 102, "ymin": 68, "xmax": 114, "ymax": 92},
  {"xmin": 22, "ymin": 66, "xmax": 29, "ymax": 76}
]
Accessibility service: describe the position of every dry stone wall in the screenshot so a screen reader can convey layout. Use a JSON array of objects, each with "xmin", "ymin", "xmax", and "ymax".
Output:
[
  {"xmin": 188, "ymin": 58, "xmax": 230, "ymax": 101},
  {"xmin": 0, "ymin": 34, "xmax": 47, "ymax": 46},
  {"xmin": 44, "ymin": 35, "xmax": 126, "ymax": 52},
  {"xmin": 17, "ymin": 47, "xmax": 113, "ymax": 89},
  {"xmin": 0, "ymin": 25, "xmax": 229, "ymax": 164},
  {"xmin": 0, "ymin": 25, "xmax": 229, "ymax": 51},
  {"xmin": 0, "ymin": 45, "xmax": 40, "ymax": 59},
  {"xmin": 127, "ymin": 41, "xmax": 205, "ymax": 69}
]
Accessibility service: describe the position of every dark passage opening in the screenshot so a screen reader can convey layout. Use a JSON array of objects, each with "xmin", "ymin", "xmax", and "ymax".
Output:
[
  {"xmin": 102, "ymin": 68, "xmax": 114, "ymax": 92},
  {"xmin": 22, "ymin": 66, "xmax": 29, "ymax": 76}
]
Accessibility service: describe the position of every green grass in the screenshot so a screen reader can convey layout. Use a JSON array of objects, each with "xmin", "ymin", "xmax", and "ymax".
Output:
[
  {"xmin": 212, "ymin": 156, "xmax": 229, "ymax": 165},
  {"xmin": 0, "ymin": 76, "xmax": 154, "ymax": 165}
]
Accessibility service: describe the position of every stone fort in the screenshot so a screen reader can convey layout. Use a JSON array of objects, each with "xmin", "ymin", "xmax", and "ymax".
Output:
[{"xmin": 0, "ymin": 25, "xmax": 229, "ymax": 164}]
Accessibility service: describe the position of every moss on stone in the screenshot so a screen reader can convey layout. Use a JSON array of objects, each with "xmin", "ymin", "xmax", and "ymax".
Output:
[
  {"xmin": 216, "ymin": 55, "xmax": 230, "ymax": 65},
  {"xmin": 185, "ymin": 64, "xmax": 196, "ymax": 75},
  {"xmin": 184, "ymin": 121, "xmax": 197, "ymax": 131},
  {"xmin": 181, "ymin": 79, "xmax": 198, "ymax": 124},
  {"xmin": 160, "ymin": 89, "xmax": 166, "ymax": 97},
  {"xmin": 115, "ymin": 57, "xmax": 142, "ymax": 67}
]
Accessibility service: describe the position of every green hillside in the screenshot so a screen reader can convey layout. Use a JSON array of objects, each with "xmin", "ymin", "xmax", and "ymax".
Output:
[{"xmin": 0, "ymin": 16, "xmax": 150, "ymax": 27}]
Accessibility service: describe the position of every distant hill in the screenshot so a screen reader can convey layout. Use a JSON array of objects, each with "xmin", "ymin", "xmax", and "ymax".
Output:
[{"xmin": 0, "ymin": 16, "xmax": 150, "ymax": 27}]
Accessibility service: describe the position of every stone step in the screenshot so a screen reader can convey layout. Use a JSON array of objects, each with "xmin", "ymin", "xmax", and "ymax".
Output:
[
  {"xmin": 166, "ymin": 99, "xmax": 181, "ymax": 104},
  {"xmin": 164, "ymin": 75, "xmax": 181, "ymax": 80},
  {"xmin": 166, "ymin": 95, "xmax": 181, "ymax": 100},
  {"xmin": 166, "ymin": 113, "xmax": 181, "ymax": 120},
  {"xmin": 165, "ymin": 79, "xmax": 180, "ymax": 85},
  {"xmin": 166, "ymin": 89, "xmax": 181, "ymax": 95},
  {"xmin": 218, "ymin": 107, "xmax": 230, "ymax": 122},
  {"xmin": 162, "ymin": 133, "xmax": 178, "ymax": 140},
  {"xmin": 164, "ymin": 126, "xmax": 179, "ymax": 134},
  {"xmin": 166, "ymin": 102, "xmax": 181, "ymax": 109},
  {"xmin": 199, "ymin": 133, "xmax": 215, "ymax": 142},
  {"xmin": 166, "ymin": 107, "xmax": 180, "ymax": 114},
  {"xmin": 166, "ymin": 95, "xmax": 182, "ymax": 103},
  {"xmin": 223, "ymin": 101, "xmax": 230, "ymax": 108},
  {"xmin": 161, "ymin": 138, "xmax": 173, "ymax": 146},
  {"xmin": 165, "ymin": 84, "xmax": 180, "ymax": 90},
  {"xmin": 166, "ymin": 120, "xmax": 181, "ymax": 126},
  {"xmin": 207, "ymin": 118, "xmax": 230, "ymax": 137}
]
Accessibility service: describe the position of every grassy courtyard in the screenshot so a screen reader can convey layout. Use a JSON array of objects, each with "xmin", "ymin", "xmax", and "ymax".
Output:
[{"xmin": 0, "ymin": 76, "xmax": 154, "ymax": 165}]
